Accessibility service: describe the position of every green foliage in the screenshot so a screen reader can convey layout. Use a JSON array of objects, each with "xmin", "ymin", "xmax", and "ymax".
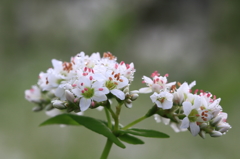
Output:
[
  {"xmin": 40, "ymin": 114, "xmax": 126, "ymax": 148},
  {"xmin": 124, "ymin": 128, "xmax": 170, "ymax": 138},
  {"xmin": 118, "ymin": 134, "xmax": 144, "ymax": 145}
]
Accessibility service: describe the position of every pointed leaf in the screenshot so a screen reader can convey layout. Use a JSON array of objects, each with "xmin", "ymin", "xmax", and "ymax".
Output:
[
  {"xmin": 126, "ymin": 128, "xmax": 170, "ymax": 138},
  {"xmin": 118, "ymin": 134, "xmax": 144, "ymax": 145},
  {"xmin": 39, "ymin": 114, "xmax": 81, "ymax": 126},
  {"xmin": 40, "ymin": 114, "xmax": 126, "ymax": 148}
]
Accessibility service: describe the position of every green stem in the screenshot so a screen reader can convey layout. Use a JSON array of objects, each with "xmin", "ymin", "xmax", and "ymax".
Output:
[
  {"xmin": 108, "ymin": 107, "xmax": 117, "ymax": 120},
  {"xmin": 122, "ymin": 116, "xmax": 147, "ymax": 130},
  {"xmin": 100, "ymin": 139, "xmax": 113, "ymax": 159},
  {"xmin": 114, "ymin": 104, "xmax": 122, "ymax": 131},
  {"xmin": 104, "ymin": 107, "xmax": 112, "ymax": 128}
]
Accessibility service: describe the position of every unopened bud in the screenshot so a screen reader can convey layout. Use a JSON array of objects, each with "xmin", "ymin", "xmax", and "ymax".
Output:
[
  {"xmin": 45, "ymin": 104, "xmax": 54, "ymax": 111},
  {"xmin": 131, "ymin": 93, "xmax": 139, "ymax": 101},
  {"xmin": 123, "ymin": 86, "xmax": 129, "ymax": 94},
  {"xmin": 65, "ymin": 90, "xmax": 75, "ymax": 103},
  {"xmin": 130, "ymin": 90, "xmax": 139, "ymax": 94},
  {"xmin": 126, "ymin": 99, "xmax": 132, "ymax": 104},
  {"xmin": 199, "ymin": 123, "xmax": 208, "ymax": 129},
  {"xmin": 32, "ymin": 106, "xmax": 43, "ymax": 112},
  {"xmin": 211, "ymin": 116, "xmax": 222, "ymax": 126},
  {"xmin": 218, "ymin": 125, "xmax": 232, "ymax": 133},
  {"xmin": 52, "ymin": 100, "xmax": 66, "ymax": 109},
  {"xmin": 124, "ymin": 102, "xmax": 132, "ymax": 108},
  {"xmin": 210, "ymin": 131, "xmax": 222, "ymax": 137},
  {"xmin": 199, "ymin": 131, "xmax": 206, "ymax": 139}
]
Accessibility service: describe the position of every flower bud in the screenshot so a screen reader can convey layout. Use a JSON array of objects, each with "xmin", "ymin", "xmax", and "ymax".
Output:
[
  {"xmin": 124, "ymin": 102, "xmax": 132, "ymax": 108},
  {"xmin": 65, "ymin": 90, "xmax": 75, "ymax": 103},
  {"xmin": 210, "ymin": 131, "xmax": 222, "ymax": 137},
  {"xmin": 218, "ymin": 125, "xmax": 232, "ymax": 133},
  {"xmin": 211, "ymin": 116, "xmax": 222, "ymax": 126},
  {"xmin": 131, "ymin": 93, "xmax": 139, "ymax": 101},
  {"xmin": 52, "ymin": 100, "xmax": 66, "ymax": 109},
  {"xmin": 32, "ymin": 106, "xmax": 43, "ymax": 112},
  {"xmin": 45, "ymin": 104, "xmax": 54, "ymax": 111},
  {"xmin": 199, "ymin": 123, "xmax": 208, "ymax": 129},
  {"xmin": 123, "ymin": 86, "xmax": 129, "ymax": 94},
  {"xmin": 199, "ymin": 131, "xmax": 206, "ymax": 139},
  {"xmin": 126, "ymin": 99, "xmax": 132, "ymax": 104}
]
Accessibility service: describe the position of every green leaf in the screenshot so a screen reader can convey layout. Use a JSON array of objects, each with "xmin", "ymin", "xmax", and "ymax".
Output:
[
  {"xmin": 118, "ymin": 134, "xmax": 144, "ymax": 145},
  {"xmin": 39, "ymin": 114, "xmax": 126, "ymax": 148},
  {"xmin": 125, "ymin": 128, "xmax": 170, "ymax": 138}
]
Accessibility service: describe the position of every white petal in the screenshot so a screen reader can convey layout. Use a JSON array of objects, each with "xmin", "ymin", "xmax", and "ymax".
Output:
[
  {"xmin": 165, "ymin": 92, "xmax": 173, "ymax": 101},
  {"xmin": 100, "ymin": 87, "xmax": 110, "ymax": 94},
  {"xmin": 117, "ymin": 76, "xmax": 128, "ymax": 88},
  {"xmin": 92, "ymin": 81, "xmax": 103, "ymax": 89},
  {"xmin": 162, "ymin": 100, "xmax": 173, "ymax": 110},
  {"xmin": 182, "ymin": 101, "xmax": 192, "ymax": 116},
  {"xmin": 92, "ymin": 95, "xmax": 107, "ymax": 102},
  {"xmin": 150, "ymin": 92, "xmax": 158, "ymax": 102},
  {"xmin": 154, "ymin": 114, "xmax": 161, "ymax": 123},
  {"xmin": 166, "ymin": 81, "xmax": 176, "ymax": 87},
  {"xmin": 52, "ymin": 59, "xmax": 62, "ymax": 71},
  {"xmin": 142, "ymin": 76, "xmax": 153, "ymax": 84},
  {"xmin": 139, "ymin": 87, "xmax": 152, "ymax": 93},
  {"xmin": 94, "ymin": 84, "xmax": 109, "ymax": 95},
  {"xmin": 189, "ymin": 81, "xmax": 196, "ymax": 89},
  {"xmin": 55, "ymin": 87, "xmax": 65, "ymax": 100},
  {"xmin": 180, "ymin": 117, "xmax": 190, "ymax": 129},
  {"xmin": 201, "ymin": 96, "xmax": 208, "ymax": 108},
  {"xmin": 80, "ymin": 98, "xmax": 91, "ymax": 112},
  {"xmin": 81, "ymin": 77, "xmax": 91, "ymax": 87},
  {"xmin": 72, "ymin": 88, "xmax": 82, "ymax": 98},
  {"xmin": 111, "ymin": 89, "xmax": 125, "ymax": 100},
  {"xmin": 189, "ymin": 122, "xmax": 200, "ymax": 136},
  {"xmin": 155, "ymin": 100, "xmax": 163, "ymax": 108},
  {"xmin": 193, "ymin": 96, "xmax": 201, "ymax": 108},
  {"xmin": 92, "ymin": 73, "xmax": 106, "ymax": 81}
]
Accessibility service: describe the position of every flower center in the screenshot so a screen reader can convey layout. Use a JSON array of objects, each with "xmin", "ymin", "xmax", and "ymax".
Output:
[
  {"xmin": 105, "ymin": 80, "xmax": 117, "ymax": 90},
  {"xmin": 158, "ymin": 97, "xmax": 165, "ymax": 103},
  {"xmin": 188, "ymin": 109, "xmax": 199, "ymax": 122},
  {"xmin": 82, "ymin": 87, "xmax": 94, "ymax": 99}
]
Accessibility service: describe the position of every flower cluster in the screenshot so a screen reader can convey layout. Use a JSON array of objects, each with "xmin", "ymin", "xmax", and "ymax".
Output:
[
  {"xmin": 140, "ymin": 71, "xmax": 231, "ymax": 138},
  {"xmin": 25, "ymin": 52, "xmax": 231, "ymax": 139},
  {"xmin": 25, "ymin": 52, "xmax": 137, "ymax": 114}
]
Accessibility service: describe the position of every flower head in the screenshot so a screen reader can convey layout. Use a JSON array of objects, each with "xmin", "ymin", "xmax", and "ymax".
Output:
[
  {"xmin": 72, "ymin": 76, "xmax": 109, "ymax": 112},
  {"xmin": 150, "ymin": 92, "xmax": 173, "ymax": 109}
]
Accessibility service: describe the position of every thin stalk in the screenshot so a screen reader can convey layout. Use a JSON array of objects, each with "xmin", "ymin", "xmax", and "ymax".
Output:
[
  {"xmin": 122, "ymin": 116, "xmax": 147, "ymax": 130},
  {"xmin": 114, "ymin": 104, "xmax": 122, "ymax": 131},
  {"xmin": 100, "ymin": 139, "xmax": 113, "ymax": 159},
  {"xmin": 104, "ymin": 107, "xmax": 112, "ymax": 128}
]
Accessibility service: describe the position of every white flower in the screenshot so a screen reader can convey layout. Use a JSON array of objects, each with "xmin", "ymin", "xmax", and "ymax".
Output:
[
  {"xmin": 150, "ymin": 92, "xmax": 173, "ymax": 109},
  {"xmin": 38, "ymin": 68, "xmax": 65, "ymax": 91},
  {"xmin": 113, "ymin": 61, "xmax": 135, "ymax": 82},
  {"xmin": 154, "ymin": 114, "xmax": 170, "ymax": 125},
  {"xmin": 154, "ymin": 114, "xmax": 187, "ymax": 133},
  {"xmin": 72, "ymin": 76, "xmax": 109, "ymax": 112},
  {"xmin": 215, "ymin": 112, "xmax": 231, "ymax": 134},
  {"xmin": 95, "ymin": 70, "xmax": 129, "ymax": 100},
  {"xmin": 173, "ymin": 81, "xmax": 196, "ymax": 104},
  {"xmin": 25, "ymin": 85, "xmax": 42, "ymax": 103},
  {"xmin": 180, "ymin": 96, "xmax": 201, "ymax": 136},
  {"xmin": 139, "ymin": 73, "xmax": 176, "ymax": 94}
]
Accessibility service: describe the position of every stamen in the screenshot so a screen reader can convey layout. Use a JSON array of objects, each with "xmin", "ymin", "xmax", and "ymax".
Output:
[{"xmin": 194, "ymin": 89, "xmax": 199, "ymax": 94}]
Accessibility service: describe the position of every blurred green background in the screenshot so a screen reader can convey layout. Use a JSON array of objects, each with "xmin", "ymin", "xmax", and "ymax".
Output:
[{"xmin": 1, "ymin": 0, "xmax": 240, "ymax": 159}]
